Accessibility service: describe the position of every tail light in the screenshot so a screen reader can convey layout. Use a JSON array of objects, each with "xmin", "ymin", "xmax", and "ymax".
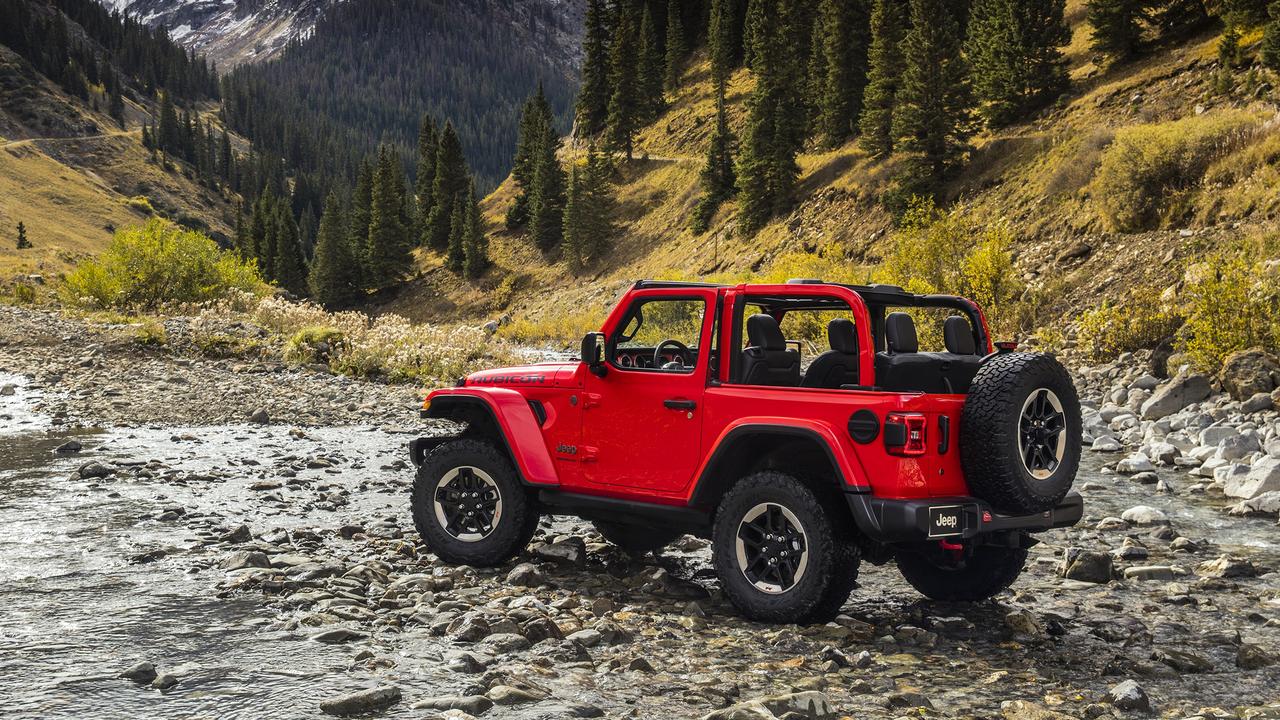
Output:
[{"xmin": 885, "ymin": 412, "xmax": 927, "ymax": 456}]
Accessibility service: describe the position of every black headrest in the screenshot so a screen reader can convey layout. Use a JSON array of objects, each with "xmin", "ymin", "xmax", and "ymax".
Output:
[
  {"xmin": 746, "ymin": 314, "xmax": 786, "ymax": 351},
  {"xmin": 943, "ymin": 315, "xmax": 977, "ymax": 355},
  {"xmin": 885, "ymin": 312, "xmax": 918, "ymax": 353},
  {"xmin": 827, "ymin": 318, "xmax": 857, "ymax": 354}
]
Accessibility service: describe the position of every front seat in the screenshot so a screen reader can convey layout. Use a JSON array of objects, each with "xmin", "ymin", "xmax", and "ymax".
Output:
[
  {"xmin": 875, "ymin": 312, "xmax": 941, "ymax": 392},
  {"xmin": 801, "ymin": 318, "xmax": 859, "ymax": 388},
  {"xmin": 933, "ymin": 315, "xmax": 982, "ymax": 393},
  {"xmin": 741, "ymin": 314, "xmax": 800, "ymax": 386}
]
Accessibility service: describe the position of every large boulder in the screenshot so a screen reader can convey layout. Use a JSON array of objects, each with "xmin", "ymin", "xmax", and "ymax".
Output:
[
  {"xmin": 1219, "ymin": 348, "xmax": 1280, "ymax": 401},
  {"xmin": 1140, "ymin": 372, "xmax": 1212, "ymax": 420},
  {"xmin": 1224, "ymin": 456, "xmax": 1280, "ymax": 499}
]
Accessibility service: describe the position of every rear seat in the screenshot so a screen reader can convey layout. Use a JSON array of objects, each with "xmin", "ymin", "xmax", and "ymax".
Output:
[{"xmin": 875, "ymin": 313, "xmax": 983, "ymax": 393}]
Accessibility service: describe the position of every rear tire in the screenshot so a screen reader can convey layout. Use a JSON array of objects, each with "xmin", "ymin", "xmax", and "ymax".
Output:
[
  {"xmin": 593, "ymin": 520, "xmax": 683, "ymax": 556},
  {"xmin": 895, "ymin": 544, "xmax": 1028, "ymax": 601},
  {"xmin": 712, "ymin": 472, "xmax": 845, "ymax": 623},
  {"xmin": 411, "ymin": 438, "xmax": 538, "ymax": 567}
]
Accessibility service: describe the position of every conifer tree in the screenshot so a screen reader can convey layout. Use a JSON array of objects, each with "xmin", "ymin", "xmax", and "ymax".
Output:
[
  {"xmin": 805, "ymin": 17, "xmax": 827, "ymax": 136},
  {"xmin": 508, "ymin": 87, "xmax": 554, "ymax": 229},
  {"xmin": 639, "ymin": 3, "xmax": 667, "ymax": 121},
  {"xmin": 368, "ymin": 145, "xmax": 412, "ymax": 288},
  {"xmin": 308, "ymin": 193, "xmax": 362, "ymax": 307},
  {"xmin": 742, "ymin": 0, "xmax": 766, "ymax": 68},
  {"xmin": 528, "ymin": 119, "xmax": 567, "ymax": 251},
  {"xmin": 446, "ymin": 196, "xmax": 466, "ymax": 273},
  {"xmin": 736, "ymin": 0, "xmax": 806, "ymax": 231},
  {"xmin": 348, "ymin": 160, "xmax": 374, "ymax": 281},
  {"xmin": 967, "ymin": 0, "xmax": 1070, "ymax": 127},
  {"xmin": 273, "ymin": 205, "xmax": 308, "ymax": 297},
  {"xmin": 563, "ymin": 149, "xmax": 616, "ymax": 269},
  {"xmin": 427, "ymin": 121, "xmax": 469, "ymax": 251},
  {"xmin": 157, "ymin": 92, "xmax": 182, "ymax": 155},
  {"xmin": 607, "ymin": 3, "xmax": 642, "ymax": 158},
  {"xmin": 665, "ymin": 0, "xmax": 687, "ymax": 91},
  {"xmin": 1264, "ymin": 1, "xmax": 1280, "ymax": 72},
  {"xmin": 818, "ymin": 0, "xmax": 872, "ymax": 147},
  {"xmin": 1086, "ymin": 0, "xmax": 1147, "ymax": 61},
  {"xmin": 892, "ymin": 0, "xmax": 971, "ymax": 182},
  {"xmin": 462, "ymin": 182, "xmax": 489, "ymax": 279},
  {"xmin": 108, "ymin": 81, "xmax": 125, "ymax": 128},
  {"xmin": 415, "ymin": 114, "xmax": 439, "ymax": 245},
  {"xmin": 219, "ymin": 131, "xmax": 233, "ymax": 184},
  {"xmin": 859, "ymin": 0, "xmax": 908, "ymax": 157},
  {"xmin": 252, "ymin": 193, "xmax": 278, "ymax": 276},
  {"xmin": 692, "ymin": 87, "xmax": 737, "ymax": 234},
  {"xmin": 576, "ymin": 0, "xmax": 613, "ymax": 136},
  {"xmin": 15, "ymin": 222, "xmax": 31, "ymax": 249},
  {"xmin": 562, "ymin": 164, "xmax": 588, "ymax": 271},
  {"xmin": 709, "ymin": 0, "xmax": 737, "ymax": 86}
]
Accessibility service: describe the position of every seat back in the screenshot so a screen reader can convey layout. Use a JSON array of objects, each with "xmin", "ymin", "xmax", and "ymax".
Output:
[
  {"xmin": 801, "ymin": 318, "xmax": 859, "ymax": 388},
  {"xmin": 932, "ymin": 315, "xmax": 982, "ymax": 393},
  {"xmin": 875, "ymin": 312, "xmax": 942, "ymax": 392},
  {"xmin": 741, "ymin": 314, "xmax": 800, "ymax": 386}
]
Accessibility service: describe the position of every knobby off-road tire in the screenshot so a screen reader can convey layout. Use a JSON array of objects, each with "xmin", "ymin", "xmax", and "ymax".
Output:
[
  {"xmin": 895, "ymin": 545, "xmax": 1029, "ymax": 601},
  {"xmin": 712, "ymin": 472, "xmax": 856, "ymax": 623},
  {"xmin": 961, "ymin": 352, "xmax": 1082, "ymax": 515},
  {"xmin": 593, "ymin": 521, "xmax": 684, "ymax": 556},
  {"xmin": 411, "ymin": 438, "xmax": 539, "ymax": 567}
]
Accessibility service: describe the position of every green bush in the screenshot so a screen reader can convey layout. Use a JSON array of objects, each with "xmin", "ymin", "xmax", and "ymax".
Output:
[
  {"xmin": 10, "ymin": 283, "xmax": 37, "ymax": 305},
  {"xmin": 1077, "ymin": 300, "xmax": 1183, "ymax": 362},
  {"xmin": 1178, "ymin": 251, "xmax": 1280, "ymax": 371},
  {"xmin": 1094, "ymin": 111, "xmax": 1261, "ymax": 231},
  {"xmin": 61, "ymin": 219, "xmax": 269, "ymax": 311},
  {"xmin": 283, "ymin": 326, "xmax": 346, "ymax": 365},
  {"xmin": 131, "ymin": 319, "xmax": 167, "ymax": 346}
]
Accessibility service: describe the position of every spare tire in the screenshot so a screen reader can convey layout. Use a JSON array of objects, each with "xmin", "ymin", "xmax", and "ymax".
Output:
[{"xmin": 960, "ymin": 352, "xmax": 1082, "ymax": 515}]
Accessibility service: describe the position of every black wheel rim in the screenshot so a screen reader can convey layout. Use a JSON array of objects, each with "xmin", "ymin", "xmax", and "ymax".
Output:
[
  {"xmin": 734, "ymin": 503, "xmax": 809, "ymax": 594},
  {"xmin": 433, "ymin": 466, "xmax": 502, "ymax": 542},
  {"xmin": 1019, "ymin": 388, "xmax": 1066, "ymax": 480}
]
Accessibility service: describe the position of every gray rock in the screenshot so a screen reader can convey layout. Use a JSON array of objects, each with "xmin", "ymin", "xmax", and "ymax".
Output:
[
  {"xmin": 412, "ymin": 695, "xmax": 494, "ymax": 715},
  {"xmin": 1142, "ymin": 373, "xmax": 1212, "ymax": 420},
  {"xmin": 1121, "ymin": 505, "xmax": 1169, "ymax": 525},
  {"xmin": 220, "ymin": 524, "xmax": 252, "ymax": 543},
  {"xmin": 703, "ymin": 691, "xmax": 835, "ymax": 720},
  {"xmin": 119, "ymin": 661, "xmax": 157, "ymax": 684},
  {"xmin": 1215, "ymin": 433, "xmax": 1260, "ymax": 461},
  {"xmin": 1225, "ymin": 456, "xmax": 1280, "ymax": 499},
  {"xmin": 479, "ymin": 632, "xmax": 531, "ymax": 653},
  {"xmin": 1242, "ymin": 392, "xmax": 1274, "ymax": 414},
  {"xmin": 1148, "ymin": 442, "xmax": 1180, "ymax": 464},
  {"xmin": 220, "ymin": 551, "xmax": 270, "ymax": 571},
  {"xmin": 54, "ymin": 440, "xmax": 83, "ymax": 454},
  {"xmin": 1129, "ymin": 471, "xmax": 1159, "ymax": 484},
  {"xmin": 533, "ymin": 538, "xmax": 586, "ymax": 567},
  {"xmin": 1060, "ymin": 548, "xmax": 1113, "ymax": 583},
  {"xmin": 1219, "ymin": 347, "xmax": 1279, "ymax": 401},
  {"xmin": 1092, "ymin": 436, "xmax": 1123, "ymax": 452},
  {"xmin": 1196, "ymin": 555, "xmax": 1257, "ymax": 578},
  {"xmin": 151, "ymin": 672, "xmax": 179, "ymax": 690},
  {"xmin": 319, "ymin": 686, "xmax": 402, "ymax": 716},
  {"xmin": 1228, "ymin": 491, "xmax": 1280, "ymax": 516},
  {"xmin": 77, "ymin": 461, "xmax": 114, "ymax": 479},
  {"xmin": 507, "ymin": 562, "xmax": 544, "ymax": 587},
  {"xmin": 566, "ymin": 628, "xmax": 602, "ymax": 647},
  {"xmin": 0, "ymin": 383, "xmax": 15, "ymax": 396},
  {"xmin": 248, "ymin": 408, "xmax": 270, "ymax": 425},
  {"xmin": 487, "ymin": 684, "xmax": 546, "ymax": 705},
  {"xmin": 311, "ymin": 627, "xmax": 367, "ymax": 644},
  {"xmin": 1108, "ymin": 680, "xmax": 1151, "ymax": 712},
  {"xmin": 1123, "ymin": 566, "xmax": 1175, "ymax": 581},
  {"xmin": 1237, "ymin": 643, "xmax": 1276, "ymax": 669},
  {"xmin": 1116, "ymin": 453, "xmax": 1156, "ymax": 473}
]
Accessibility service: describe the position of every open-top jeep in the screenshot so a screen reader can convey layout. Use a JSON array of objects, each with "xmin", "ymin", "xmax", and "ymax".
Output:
[{"xmin": 410, "ymin": 280, "xmax": 1083, "ymax": 622}]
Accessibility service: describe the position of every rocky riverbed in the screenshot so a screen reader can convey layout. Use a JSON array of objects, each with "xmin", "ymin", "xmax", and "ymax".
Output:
[{"xmin": 1, "ymin": 306, "xmax": 1279, "ymax": 720}]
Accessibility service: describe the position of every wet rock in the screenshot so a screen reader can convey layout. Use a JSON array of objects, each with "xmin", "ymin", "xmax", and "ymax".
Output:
[
  {"xmin": 449, "ymin": 615, "xmax": 491, "ymax": 642},
  {"xmin": 1141, "ymin": 373, "xmax": 1212, "ymax": 419},
  {"xmin": 533, "ymin": 538, "xmax": 586, "ymax": 567},
  {"xmin": 248, "ymin": 408, "xmax": 270, "ymax": 425},
  {"xmin": 319, "ymin": 686, "xmax": 402, "ymax": 716},
  {"xmin": 119, "ymin": 661, "xmax": 157, "ymax": 684},
  {"xmin": 151, "ymin": 672, "xmax": 179, "ymax": 690},
  {"xmin": 1123, "ymin": 566, "xmax": 1175, "ymax": 582},
  {"xmin": 703, "ymin": 691, "xmax": 835, "ymax": 720},
  {"xmin": 220, "ymin": 551, "xmax": 270, "ymax": 571},
  {"xmin": 77, "ymin": 461, "xmax": 114, "ymax": 479},
  {"xmin": 999, "ymin": 700, "xmax": 1078, "ymax": 720},
  {"xmin": 1129, "ymin": 471, "xmax": 1159, "ymax": 485},
  {"xmin": 1060, "ymin": 548, "xmax": 1113, "ymax": 583},
  {"xmin": 220, "ymin": 524, "xmax": 252, "ymax": 543},
  {"xmin": 1004, "ymin": 609, "xmax": 1044, "ymax": 637},
  {"xmin": 1108, "ymin": 680, "xmax": 1151, "ymax": 712},
  {"xmin": 311, "ymin": 627, "xmax": 367, "ymax": 644},
  {"xmin": 480, "ymin": 633, "xmax": 531, "ymax": 654},
  {"xmin": 1121, "ymin": 505, "xmax": 1169, "ymax": 526},
  {"xmin": 1196, "ymin": 555, "xmax": 1257, "ymax": 578},
  {"xmin": 886, "ymin": 690, "xmax": 933, "ymax": 710},
  {"xmin": 412, "ymin": 695, "xmax": 494, "ymax": 715},
  {"xmin": 1228, "ymin": 491, "xmax": 1280, "ymax": 516},
  {"xmin": 487, "ymin": 684, "xmax": 546, "ymax": 705},
  {"xmin": 1116, "ymin": 454, "xmax": 1155, "ymax": 474},
  {"xmin": 1236, "ymin": 643, "xmax": 1275, "ymax": 669},
  {"xmin": 54, "ymin": 440, "xmax": 82, "ymax": 454},
  {"xmin": 1219, "ymin": 348, "xmax": 1279, "ymax": 401},
  {"xmin": 1148, "ymin": 442, "xmax": 1180, "ymax": 464},
  {"xmin": 1152, "ymin": 648, "xmax": 1212, "ymax": 673},
  {"xmin": 566, "ymin": 628, "xmax": 602, "ymax": 647},
  {"xmin": 1092, "ymin": 436, "xmax": 1123, "ymax": 452},
  {"xmin": 1224, "ymin": 457, "xmax": 1280, "ymax": 499},
  {"xmin": 506, "ymin": 562, "xmax": 544, "ymax": 587}
]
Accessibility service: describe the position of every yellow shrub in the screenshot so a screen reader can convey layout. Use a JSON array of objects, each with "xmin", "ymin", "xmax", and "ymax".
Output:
[
  {"xmin": 127, "ymin": 196, "xmax": 155, "ymax": 215},
  {"xmin": 496, "ymin": 311, "xmax": 604, "ymax": 348},
  {"xmin": 61, "ymin": 219, "xmax": 270, "ymax": 310},
  {"xmin": 1094, "ymin": 110, "xmax": 1262, "ymax": 231},
  {"xmin": 1178, "ymin": 252, "xmax": 1280, "ymax": 371},
  {"xmin": 1077, "ymin": 300, "xmax": 1183, "ymax": 362},
  {"xmin": 131, "ymin": 319, "xmax": 167, "ymax": 346},
  {"xmin": 283, "ymin": 326, "xmax": 345, "ymax": 365}
]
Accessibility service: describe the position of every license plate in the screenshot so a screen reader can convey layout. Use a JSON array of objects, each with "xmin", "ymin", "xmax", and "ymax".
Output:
[{"xmin": 927, "ymin": 505, "xmax": 965, "ymax": 537}]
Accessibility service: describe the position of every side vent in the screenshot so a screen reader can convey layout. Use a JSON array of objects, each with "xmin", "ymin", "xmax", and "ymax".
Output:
[{"xmin": 527, "ymin": 400, "xmax": 548, "ymax": 426}]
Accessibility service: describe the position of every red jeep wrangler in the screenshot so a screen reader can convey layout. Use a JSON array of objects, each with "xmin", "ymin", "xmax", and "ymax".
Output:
[{"xmin": 410, "ymin": 280, "xmax": 1083, "ymax": 622}]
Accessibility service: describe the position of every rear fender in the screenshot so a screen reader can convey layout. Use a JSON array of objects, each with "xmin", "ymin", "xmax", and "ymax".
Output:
[{"xmin": 420, "ymin": 388, "xmax": 559, "ymax": 486}]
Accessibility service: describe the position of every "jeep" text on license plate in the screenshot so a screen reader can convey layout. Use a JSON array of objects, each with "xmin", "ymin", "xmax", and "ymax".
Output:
[{"xmin": 927, "ymin": 505, "xmax": 965, "ymax": 538}]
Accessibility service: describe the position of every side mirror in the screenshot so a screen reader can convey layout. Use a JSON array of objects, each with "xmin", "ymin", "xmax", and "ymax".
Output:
[{"xmin": 581, "ymin": 332, "xmax": 607, "ymax": 377}]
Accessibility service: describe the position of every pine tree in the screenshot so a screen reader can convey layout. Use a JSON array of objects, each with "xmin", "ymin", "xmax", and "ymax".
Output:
[
  {"xmin": 582, "ymin": 145, "xmax": 616, "ymax": 259},
  {"xmin": 892, "ymin": 0, "xmax": 971, "ymax": 183},
  {"xmin": 736, "ymin": 0, "xmax": 807, "ymax": 231},
  {"xmin": 528, "ymin": 118, "xmax": 567, "ymax": 251},
  {"xmin": 219, "ymin": 131, "xmax": 233, "ymax": 183},
  {"xmin": 743, "ymin": 0, "xmax": 766, "ymax": 68},
  {"xmin": 709, "ymin": 0, "xmax": 737, "ymax": 87},
  {"xmin": 462, "ymin": 182, "xmax": 489, "ymax": 279},
  {"xmin": 415, "ymin": 114, "xmax": 439, "ymax": 245},
  {"xmin": 817, "ymin": 0, "xmax": 872, "ymax": 147},
  {"xmin": 607, "ymin": 3, "xmax": 642, "ymax": 158},
  {"xmin": 665, "ymin": 0, "xmax": 687, "ymax": 91},
  {"xmin": 309, "ymin": 193, "xmax": 362, "ymax": 307},
  {"xmin": 562, "ymin": 164, "xmax": 588, "ymax": 271},
  {"xmin": 273, "ymin": 205, "xmax": 308, "ymax": 297},
  {"xmin": 108, "ymin": 80, "xmax": 125, "ymax": 128},
  {"xmin": 639, "ymin": 2, "xmax": 667, "ymax": 121},
  {"xmin": 967, "ymin": 0, "xmax": 1070, "ymax": 127},
  {"xmin": 348, "ymin": 160, "xmax": 374, "ymax": 282},
  {"xmin": 859, "ymin": 0, "xmax": 908, "ymax": 158},
  {"xmin": 1264, "ymin": 1, "xmax": 1280, "ymax": 72},
  {"xmin": 15, "ymin": 222, "xmax": 31, "ymax": 249},
  {"xmin": 446, "ymin": 195, "xmax": 467, "ymax": 273},
  {"xmin": 805, "ymin": 17, "xmax": 828, "ymax": 136},
  {"xmin": 1086, "ymin": 0, "xmax": 1147, "ymax": 61},
  {"xmin": 576, "ymin": 0, "xmax": 613, "ymax": 136},
  {"xmin": 427, "ymin": 121, "xmax": 469, "ymax": 251},
  {"xmin": 693, "ymin": 87, "xmax": 737, "ymax": 234},
  {"xmin": 508, "ymin": 87, "xmax": 554, "ymax": 229},
  {"xmin": 368, "ymin": 145, "xmax": 412, "ymax": 288},
  {"xmin": 252, "ymin": 193, "xmax": 278, "ymax": 277},
  {"xmin": 157, "ymin": 92, "xmax": 181, "ymax": 155}
]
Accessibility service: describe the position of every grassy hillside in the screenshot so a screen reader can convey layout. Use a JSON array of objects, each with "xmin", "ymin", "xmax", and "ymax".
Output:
[{"xmin": 380, "ymin": 1, "xmax": 1280, "ymax": 356}]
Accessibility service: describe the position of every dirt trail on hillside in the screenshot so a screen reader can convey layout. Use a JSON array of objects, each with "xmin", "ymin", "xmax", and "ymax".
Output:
[{"xmin": 0, "ymin": 129, "xmax": 135, "ymax": 150}]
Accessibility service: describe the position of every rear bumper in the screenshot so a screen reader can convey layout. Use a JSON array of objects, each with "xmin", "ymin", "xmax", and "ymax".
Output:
[{"xmin": 846, "ymin": 491, "xmax": 1083, "ymax": 543}]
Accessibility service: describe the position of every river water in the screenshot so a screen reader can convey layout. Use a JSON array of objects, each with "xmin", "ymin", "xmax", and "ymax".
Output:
[{"xmin": 1, "ymin": 370, "xmax": 1278, "ymax": 718}]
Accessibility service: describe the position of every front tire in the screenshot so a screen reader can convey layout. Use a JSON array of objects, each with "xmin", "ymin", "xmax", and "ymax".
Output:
[
  {"xmin": 411, "ymin": 439, "xmax": 538, "ymax": 567},
  {"xmin": 712, "ymin": 472, "xmax": 847, "ymax": 623},
  {"xmin": 895, "ymin": 544, "xmax": 1028, "ymax": 601}
]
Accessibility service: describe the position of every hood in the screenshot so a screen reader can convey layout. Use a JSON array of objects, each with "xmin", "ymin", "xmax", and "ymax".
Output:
[{"xmin": 463, "ymin": 362, "xmax": 582, "ymax": 388}]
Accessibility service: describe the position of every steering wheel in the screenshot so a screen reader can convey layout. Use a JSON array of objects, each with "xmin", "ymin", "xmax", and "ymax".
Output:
[{"xmin": 654, "ymin": 339, "xmax": 692, "ymax": 369}]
